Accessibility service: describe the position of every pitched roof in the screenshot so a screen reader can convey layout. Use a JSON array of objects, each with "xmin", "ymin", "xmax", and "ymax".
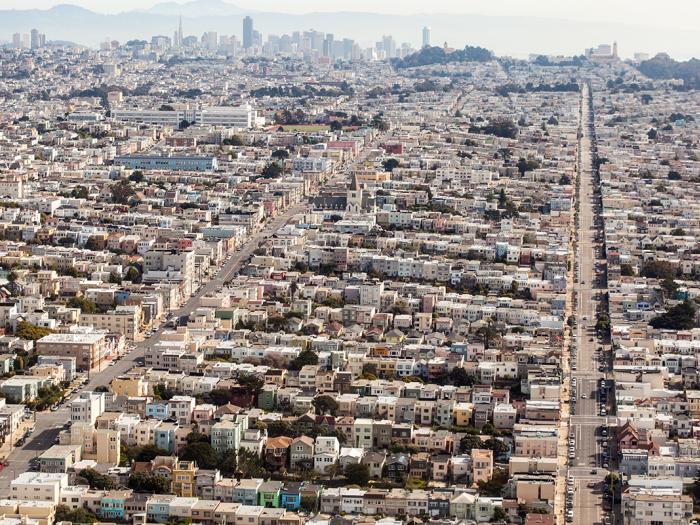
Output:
[{"xmin": 266, "ymin": 436, "xmax": 293, "ymax": 449}]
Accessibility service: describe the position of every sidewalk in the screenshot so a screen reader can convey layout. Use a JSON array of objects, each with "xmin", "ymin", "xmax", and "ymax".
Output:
[
  {"xmin": 554, "ymin": 97, "xmax": 583, "ymax": 525},
  {"xmin": 0, "ymin": 418, "xmax": 34, "ymax": 461}
]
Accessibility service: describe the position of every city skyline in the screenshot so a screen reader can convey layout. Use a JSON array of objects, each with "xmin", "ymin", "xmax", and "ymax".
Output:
[
  {"xmin": 1, "ymin": 4, "xmax": 699, "ymax": 59},
  {"xmin": 0, "ymin": 0, "xmax": 697, "ymax": 29}
]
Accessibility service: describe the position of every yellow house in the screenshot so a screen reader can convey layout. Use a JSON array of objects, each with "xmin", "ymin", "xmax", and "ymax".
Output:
[
  {"xmin": 172, "ymin": 460, "xmax": 197, "ymax": 497},
  {"xmin": 374, "ymin": 358, "xmax": 398, "ymax": 378},
  {"xmin": 67, "ymin": 423, "xmax": 120, "ymax": 466},
  {"xmin": 111, "ymin": 376, "xmax": 148, "ymax": 397},
  {"xmin": 95, "ymin": 429, "xmax": 121, "ymax": 466},
  {"xmin": 453, "ymin": 402, "xmax": 474, "ymax": 427}
]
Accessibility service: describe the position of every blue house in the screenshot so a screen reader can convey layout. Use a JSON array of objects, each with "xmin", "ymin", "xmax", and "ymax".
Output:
[
  {"xmin": 281, "ymin": 482, "xmax": 302, "ymax": 510},
  {"xmin": 100, "ymin": 492, "xmax": 129, "ymax": 520},
  {"xmin": 154, "ymin": 423, "xmax": 178, "ymax": 453},
  {"xmin": 146, "ymin": 401, "xmax": 170, "ymax": 420},
  {"xmin": 115, "ymin": 290, "xmax": 131, "ymax": 304},
  {"xmin": 146, "ymin": 495, "xmax": 175, "ymax": 523},
  {"xmin": 450, "ymin": 342, "xmax": 468, "ymax": 355}
]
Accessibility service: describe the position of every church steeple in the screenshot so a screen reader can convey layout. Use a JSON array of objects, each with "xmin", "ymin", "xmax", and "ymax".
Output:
[{"xmin": 346, "ymin": 173, "xmax": 363, "ymax": 213}]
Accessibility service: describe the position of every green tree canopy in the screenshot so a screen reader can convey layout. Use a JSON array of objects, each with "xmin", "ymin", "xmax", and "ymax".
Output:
[
  {"xmin": 289, "ymin": 349, "xmax": 319, "ymax": 371},
  {"xmin": 128, "ymin": 170, "xmax": 145, "ymax": 183},
  {"xmin": 222, "ymin": 135, "xmax": 245, "ymax": 146},
  {"xmin": 78, "ymin": 468, "xmax": 115, "ymax": 490},
  {"xmin": 128, "ymin": 472, "xmax": 170, "ymax": 493},
  {"xmin": 133, "ymin": 444, "xmax": 171, "ymax": 462},
  {"xmin": 271, "ymin": 149, "xmax": 289, "ymax": 159},
  {"xmin": 67, "ymin": 296, "xmax": 97, "ymax": 314},
  {"xmin": 55, "ymin": 505, "xmax": 98, "ymax": 523},
  {"xmin": 16, "ymin": 321, "xmax": 53, "ymax": 341},
  {"xmin": 650, "ymin": 301, "xmax": 697, "ymax": 330},
  {"xmin": 344, "ymin": 463, "xmax": 370, "ymax": 486},
  {"xmin": 111, "ymin": 179, "xmax": 137, "ymax": 205},
  {"xmin": 460, "ymin": 434, "xmax": 484, "ymax": 453},
  {"xmin": 312, "ymin": 395, "xmax": 339, "ymax": 416},
  {"xmin": 179, "ymin": 440, "xmax": 219, "ymax": 470},
  {"xmin": 382, "ymin": 158, "xmax": 400, "ymax": 172},
  {"xmin": 261, "ymin": 163, "xmax": 283, "ymax": 178}
]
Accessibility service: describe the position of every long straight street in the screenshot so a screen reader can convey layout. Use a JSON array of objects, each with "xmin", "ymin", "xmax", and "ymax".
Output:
[{"xmin": 568, "ymin": 84, "xmax": 612, "ymax": 525}]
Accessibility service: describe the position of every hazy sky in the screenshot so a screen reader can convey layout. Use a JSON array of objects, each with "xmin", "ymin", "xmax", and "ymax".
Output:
[{"xmin": 2, "ymin": 0, "xmax": 698, "ymax": 30}]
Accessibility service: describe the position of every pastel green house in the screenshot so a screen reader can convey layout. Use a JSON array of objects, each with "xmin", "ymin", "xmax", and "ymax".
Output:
[
  {"xmin": 257, "ymin": 384, "xmax": 277, "ymax": 410},
  {"xmin": 258, "ymin": 480, "xmax": 283, "ymax": 508}
]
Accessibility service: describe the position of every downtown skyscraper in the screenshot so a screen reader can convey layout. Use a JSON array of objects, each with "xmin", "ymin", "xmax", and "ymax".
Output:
[{"xmin": 242, "ymin": 16, "xmax": 254, "ymax": 49}]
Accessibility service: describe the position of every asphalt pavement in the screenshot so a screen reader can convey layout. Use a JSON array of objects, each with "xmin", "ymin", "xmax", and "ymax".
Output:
[{"xmin": 569, "ymin": 84, "xmax": 611, "ymax": 525}]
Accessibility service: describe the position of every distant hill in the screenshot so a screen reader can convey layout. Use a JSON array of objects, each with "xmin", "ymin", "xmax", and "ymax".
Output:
[
  {"xmin": 143, "ymin": 0, "xmax": 248, "ymax": 17},
  {"xmin": 392, "ymin": 45, "xmax": 494, "ymax": 69},
  {"xmin": 638, "ymin": 53, "xmax": 700, "ymax": 88}
]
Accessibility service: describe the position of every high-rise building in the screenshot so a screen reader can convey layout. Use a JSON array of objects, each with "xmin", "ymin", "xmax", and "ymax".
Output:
[
  {"xmin": 342, "ymin": 38, "xmax": 354, "ymax": 60},
  {"xmin": 422, "ymin": 26, "xmax": 431, "ymax": 48},
  {"xmin": 311, "ymin": 30, "xmax": 324, "ymax": 52},
  {"xmin": 12, "ymin": 33, "xmax": 21, "ymax": 49},
  {"xmin": 323, "ymin": 33, "xmax": 334, "ymax": 58},
  {"xmin": 30, "ymin": 28, "xmax": 42, "ymax": 50},
  {"xmin": 243, "ymin": 16, "xmax": 254, "ymax": 49},
  {"xmin": 202, "ymin": 31, "xmax": 218, "ymax": 50},
  {"xmin": 174, "ymin": 15, "xmax": 183, "ymax": 47},
  {"xmin": 382, "ymin": 35, "xmax": 396, "ymax": 59}
]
